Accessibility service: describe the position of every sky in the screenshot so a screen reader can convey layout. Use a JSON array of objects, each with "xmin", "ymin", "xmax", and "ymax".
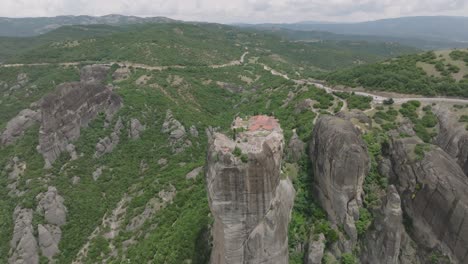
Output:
[{"xmin": 1, "ymin": 0, "xmax": 468, "ymax": 23}]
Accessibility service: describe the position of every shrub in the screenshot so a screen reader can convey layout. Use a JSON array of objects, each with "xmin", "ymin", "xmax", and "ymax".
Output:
[
  {"xmin": 341, "ymin": 253, "xmax": 357, "ymax": 264},
  {"xmin": 383, "ymin": 98, "xmax": 394, "ymax": 105}
]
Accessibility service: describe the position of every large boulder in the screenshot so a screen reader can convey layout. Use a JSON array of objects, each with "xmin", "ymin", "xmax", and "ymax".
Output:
[
  {"xmin": 37, "ymin": 65, "xmax": 122, "ymax": 168},
  {"xmin": 309, "ymin": 116, "xmax": 370, "ymax": 244},
  {"xmin": 287, "ymin": 129, "xmax": 305, "ymax": 162},
  {"xmin": 206, "ymin": 115, "xmax": 295, "ymax": 264},
  {"xmin": 434, "ymin": 107, "xmax": 468, "ymax": 175},
  {"xmin": 387, "ymin": 135, "xmax": 468, "ymax": 263}
]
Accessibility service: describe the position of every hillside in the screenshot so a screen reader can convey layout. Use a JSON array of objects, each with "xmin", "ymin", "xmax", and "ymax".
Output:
[
  {"xmin": 1, "ymin": 23, "xmax": 418, "ymax": 78},
  {"xmin": 324, "ymin": 49, "xmax": 468, "ymax": 97},
  {"xmin": 2, "ymin": 20, "xmax": 468, "ymax": 264},
  {"xmin": 242, "ymin": 16, "xmax": 468, "ymax": 50},
  {"xmin": 0, "ymin": 15, "xmax": 175, "ymax": 37}
]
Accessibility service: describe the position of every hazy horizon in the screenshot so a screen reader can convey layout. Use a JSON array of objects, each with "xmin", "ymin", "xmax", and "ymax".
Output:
[{"xmin": 1, "ymin": 0, "xmax": 468, "ymax": 24}]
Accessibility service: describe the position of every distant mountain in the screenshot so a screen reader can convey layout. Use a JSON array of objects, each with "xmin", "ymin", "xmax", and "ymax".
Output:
[
  {"xmin": 0, "ymin": 14, "xmax": 176, "ymax": 37},
  {"xmin": 240, "ymin": 16, "xmax": 468, "ymax": 50}
]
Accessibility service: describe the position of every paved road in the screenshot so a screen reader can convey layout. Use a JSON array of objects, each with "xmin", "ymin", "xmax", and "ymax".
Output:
[{"xmin": 3, "ymin": 54, "xmax": 468, "ymax": 105}]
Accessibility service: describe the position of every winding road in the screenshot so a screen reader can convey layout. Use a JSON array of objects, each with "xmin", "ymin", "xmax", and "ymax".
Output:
[{"xmin": 2, "ymin": 51, "xmax": 468, "ymax": 105}]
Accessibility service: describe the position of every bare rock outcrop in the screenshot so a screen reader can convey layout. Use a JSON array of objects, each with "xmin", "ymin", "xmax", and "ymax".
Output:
[
  {"xmin": 306, "ymin": 233, "xmax": 326, "ymax": 264},
  {"xmin": 128, "ymin": 118, "xmax": 145, "ymax": 139},
  {"xmin": 309, "ymin": 116, "xmax": 370, "ymax": 245},
  {"xmin": 287, "ymin": 129, "xmax": 305, "ymax": 162},
  {"xmin": 434, "ymin": 107, "xmax": 468, "ymax": 175},
  {"xmin": 361, "ymin": 185, "xmax": 404, "ymax": 264},
  {"xmin": 206, "ymin": 115, "xmax": 295, "ymax": 264},
  {"xmin": 9, "ymin": 207, "xmax": 38, "ymax": 264},
  {"xmin": 5, "ymin": 157, "xmax": 27, "ymax": 197},
  {"xmin": 95, "ymin": 117, "xmax": 123, "ymax": 158},
  {"xmin": 162, "ymin": 110, "xmax": 191, "ymax": 153},
  {"xmin": 37, "ymin": 65, "xmax": 122, "ymax": 168},
  {"xmin": 386, "ymin": 136, "xmax": 468, "ymax": 263},
  {"xmin": 1, "ymin": 109, "xmax": 41, "ymax": 145},
  {"xmin": 36, "ymin": 186, "xmax": 67, "ymax": 227},
  {"xmin": 38, "ymin": 224, "xmax": 62, "ymax": 260}
]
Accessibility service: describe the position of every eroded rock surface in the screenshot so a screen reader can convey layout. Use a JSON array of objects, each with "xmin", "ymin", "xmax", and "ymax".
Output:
[
  {"xmin": 36, "ymin": 186, "xmax": 67, "ymax": 227},
  {"xmin": 128, "ymin": 118, "xmax": 145, "ymax": 139},
  {"xmin": 361, "ymin": 185, "xmax": 404, "ymax": 264},
  {"xmin": 309, "ymin": 116, "xmax": 370, "ymax": 245},
  {"xmin": 162, "ymin": 110, "xmax": 191, "ymax": 153},
  {"xmin": 37, "ymin": 65, "xmax": 122, "ymax": 168},
  {"xmin": 1, "ymin": 109, "xmax": 41, "ymax": 145},
  {"xmin": 38, "ymin": 224, "xmax": 62, "ymax": 260},
  {"xmin": 287, "ymin": 129, "xmax": 305, "ymax": 162},
  {"xmin": 306, "ymin": 233, "xmax": 325, "ymax": 264},
  {"xmin": 9, "ymin": 207, "xmax": 38, "ymax": 264},
  {"xmin": 206, "ymin": 115, "xmax": 294, "ymax": 264},
  {"xmin": 387, "ymin": 136, "xmax": 468, "ymax": 263},
  {"xmin": 95, "ymin": 117, "xmax": 123, "ymax": 158},
  {"xmin": 434, "ymin": 107, "xmax": 468, "ymax": 175}
]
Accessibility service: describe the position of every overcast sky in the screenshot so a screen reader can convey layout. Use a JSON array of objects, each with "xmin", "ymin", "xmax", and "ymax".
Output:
[{"xmin": 1, "ymin": 0, "xmax": 468, "ymax": 23}]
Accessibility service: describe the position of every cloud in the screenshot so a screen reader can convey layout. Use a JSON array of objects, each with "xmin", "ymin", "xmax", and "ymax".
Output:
[{"xmin": 0, "ymin": 0, "xmax": 467, "ymax": 23}]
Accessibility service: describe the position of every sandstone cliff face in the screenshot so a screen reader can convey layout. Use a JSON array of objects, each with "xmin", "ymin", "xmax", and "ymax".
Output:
[
  {"xmin": 434, "ymin": 107, "xmax": 468, "ymax": 175},
  {"xmin": 37, "ymin": 65, "xmax": 122, "ymax": 168},
  {"xmin": 309, "ymin": 116, "xmax": 370, "ymax": 244},
  {"xmin": 206, "ymin": 116, "xmax": 295, "ymax": 264},
  {"xmin": 387, "ymin": 136, "xmax": 468, "ymax": 264}
]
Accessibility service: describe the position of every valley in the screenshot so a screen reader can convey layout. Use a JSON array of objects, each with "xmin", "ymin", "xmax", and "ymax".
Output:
[{"xmin": 1, "ymin": 14, "xmax": 468, "ymax": 264}]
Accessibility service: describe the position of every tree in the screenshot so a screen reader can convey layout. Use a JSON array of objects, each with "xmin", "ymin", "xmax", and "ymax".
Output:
[{"xmin": 383, "ymin": 98, "xmax": 394, "ymax": 105}]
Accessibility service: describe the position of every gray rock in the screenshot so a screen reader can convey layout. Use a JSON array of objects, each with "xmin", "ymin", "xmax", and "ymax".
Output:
[
  {"xmin": 129, "ymin": 118, "xmax": 145, "ymax": 139},
  {"xmin": 94, "ymin": 117, "xmax": 123, "ymax": 158},
  {"xmin": 287, "ymin": 129, "xmax": 305, "ymax": 162},
  {"xmin": 5, "ymin": 157, "xmax": 27, "ymax": 197},
  {"xmin": 162, "ymin": 110, "xmax": 191, "ymax": 153},
  {"xmin": 9, "ymin": 207, "xmax": 39, "ymax": 264},
  {"xmin": 309, "ymin": 116, "xmax": 370, "ymax": 245},
  {"xmin": 92, "ymin": 166, "xmax": 105, "ymax": 181},
  {"xmin": 361, "ymin": 185, "xmax": 404, "ymax": 264},
  {"xmin": 38, "ymin": 224, "xmax": 62, "ymax": 260},
  {"xmin": 434, "ymin": 106, "xmax": 468, "ymax": 175},
  {"xmin": 36, "ymin": 186, "xmax": 67, "ymax": 226},
  {"xmin": 157, "ymin": 158, "xmax": 168, "ymax": 166},
  {"xmin": 186, "ymin": 166, "xmax": 203, "ymax": 180},
  {"xmin": 71, "ymin": 176, "xmax": 80, "ymax": 185},
  {"xmin": 112, "ymin": 67, "xmax": 131, "ymax": 82},
  {"xmin": 37, "ymin": 65, "xmax": 123, "ymax": 168},
  {"xmin": 306, "ymin": 233, "xmax": 326, "ymax": 264},
  {"xmin": 189, "ymin": 125, "xmax": 199, "ymax": 137},
  {"xmin": 206, "ymin": 115, "xmax": 294, "ymax": 264},
  {"xmin": 1, "ymin": 109, "xmax": 40, "ymax": 145},
  {"xmin": 387, "ymin": 136, "xmax": 468, "ymax": 263}
]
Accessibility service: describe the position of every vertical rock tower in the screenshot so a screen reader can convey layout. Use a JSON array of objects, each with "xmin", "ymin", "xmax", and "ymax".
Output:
[{"xmin": 206, "ymin": 115, "xmax": 295, "ymax": 264}]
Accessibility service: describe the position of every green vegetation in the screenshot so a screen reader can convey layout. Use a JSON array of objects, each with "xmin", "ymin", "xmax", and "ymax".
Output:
[
  {"xmin": 347, "ymin": 94, "xmax": 372, "ymax": 110},
  {"xmin": 325, "ymin": 51, "xmax": 468, "ymax": 97},
  {"xmin": 460, "ymin": 115, "xmax": 468, "ymax": 122},
  {"xmin": 399, "ymin": 101, "xmax": 438, "ymax": 142},
  {"xmin": 355, "ymin": 208, "xmax": 373, "ymax": 236},
  {"xmin": 341, "ymin": 253, "xmax": 358, "ymax": 264},
  {"xmin": 414, "ymin": 144, "xmax": 431, "ymax": 161}
]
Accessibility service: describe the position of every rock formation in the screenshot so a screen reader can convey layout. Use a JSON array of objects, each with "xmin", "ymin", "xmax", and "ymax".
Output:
[
  {"xmin": 206, "ymin": 115, "xmax": 295, "ymax": 264},
  {"xmin": 386, "ymin": 135, "xmax": 468, "ymax": 263},
  {"xmin": 161, "ymin": 110, "xmax": 191, "ymax": 153},
  {"xmin": 361, "ymin": 185, "xmax": 404, "ymax": 264},
  {"xmin": 5, "ymin": 157, "xmax": 27, "ymax": 197},
  {"xmin": 309, "ymin": 116, "xmax": 370, "ymax": 245},
  {"xmin": 128, "ymin": 118, "xmax": 145, "ymax": 139},
  {"xmin": 95, "ymin": 117, "xmax": 124, "ymax": 158},
  {"xmin": 287, "ymin": 129, "xmax": 305, "ymax": 162},
  {"xmin": 306, "ymin": 233, "xmax": 326, "ymax": 264},
  {"xmin": 36, "ymin": 186, "xmax": 67, "ymax": 261},
  {"xmin": 434, "ymin": 107, "xmax": 468, "ymax": 175},
  {"xmin": 1, "ymin": 109, "xmax": 41, "ymax": 145},
  {"xmin": 9, "ymin": 207, "xmax": 39, "ymax": 264},
  {"xmin": 37, "ymin": 65, "xmax": 122, "ymax": 168}
]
